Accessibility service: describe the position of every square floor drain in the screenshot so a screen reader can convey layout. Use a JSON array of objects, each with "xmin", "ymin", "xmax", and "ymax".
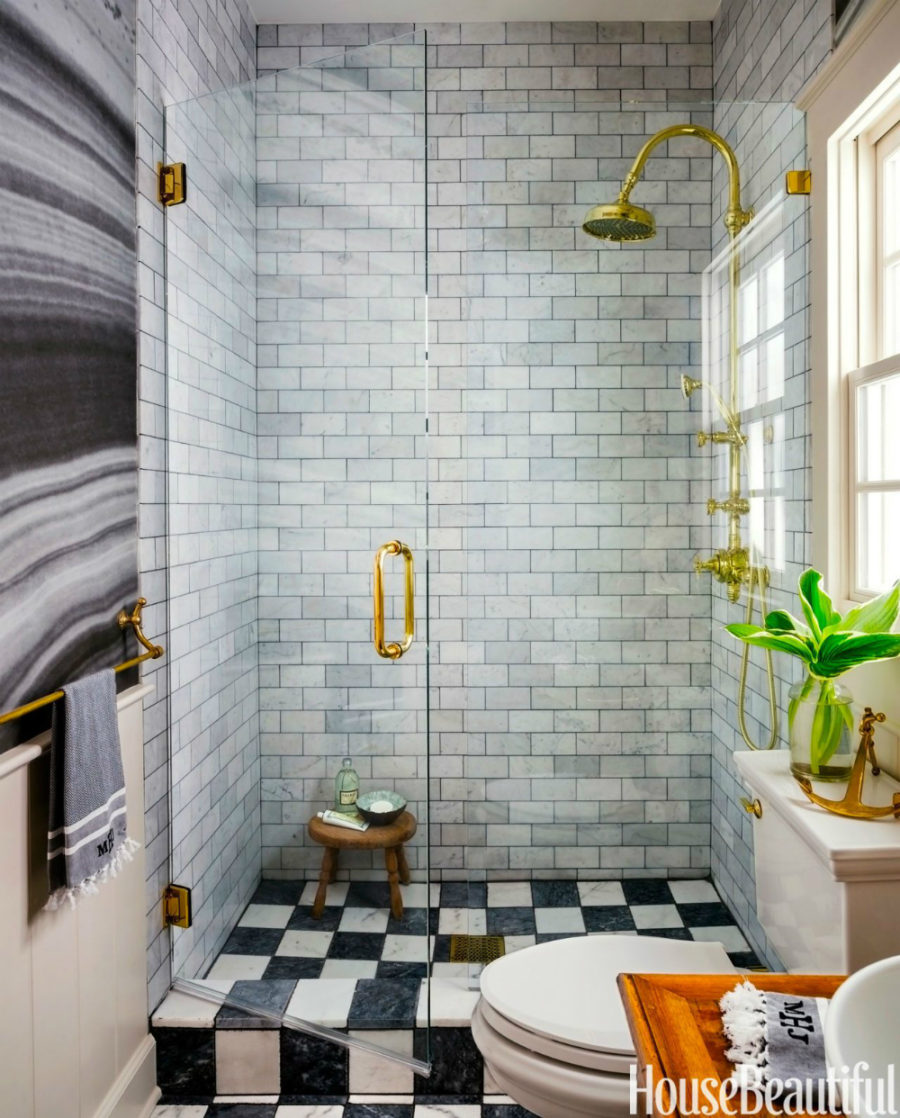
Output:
[{"xmin": 449, "ymin": 934, "xmax": 506, "ymax": 964}]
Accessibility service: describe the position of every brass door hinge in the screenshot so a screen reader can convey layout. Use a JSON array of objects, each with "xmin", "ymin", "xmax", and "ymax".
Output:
[
  {"xmin": 158, "ymin": 162, "xmax": 186, "ymax": 206},
  {"xmin": 786, "ymin": 169, "xmax": 811, "ymax": 195},
  {"xmin": 163, "ymin": 883, "xmax": 192, "ymax": 928}
]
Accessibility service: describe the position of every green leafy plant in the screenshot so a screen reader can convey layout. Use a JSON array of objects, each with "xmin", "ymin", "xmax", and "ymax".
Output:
[{"xmin": 726, "ymin": 569, "xmax": 900, "ymax": 772}]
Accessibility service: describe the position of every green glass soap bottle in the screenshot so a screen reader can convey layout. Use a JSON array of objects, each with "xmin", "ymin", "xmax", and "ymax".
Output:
[{"xmin": 334, "ymin": 757, "xmax": 359, "ymax": 812}]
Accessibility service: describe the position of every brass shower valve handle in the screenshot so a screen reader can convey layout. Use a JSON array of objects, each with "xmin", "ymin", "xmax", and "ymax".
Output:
[
  {"xmin": 706, "ymin": 496, "xmax": 750, "ymax": 516},
  {"xmin": 694, "ymin": 547, "xmax": 750, "ymax": 601},
  {"xmin": 697, "ymin": 428, "xmax": 745, "ymax": 448}
]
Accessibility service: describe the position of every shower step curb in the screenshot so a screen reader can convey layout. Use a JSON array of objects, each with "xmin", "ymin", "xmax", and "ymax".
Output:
[{"xmin": 152, "ymin": 977, "xmax": 488, "ymax": 1099}]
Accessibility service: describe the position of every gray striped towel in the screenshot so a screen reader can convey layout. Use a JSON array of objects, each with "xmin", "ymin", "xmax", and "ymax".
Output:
[{"xmin": 46, "ymin": 670, "xmax": 138, "ymax": 908}]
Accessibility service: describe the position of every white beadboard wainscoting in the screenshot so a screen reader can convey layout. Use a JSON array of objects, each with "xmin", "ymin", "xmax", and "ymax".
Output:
[{"xmin": 0, "ymin": 683, "xmax": 159, "ymax": 1118}]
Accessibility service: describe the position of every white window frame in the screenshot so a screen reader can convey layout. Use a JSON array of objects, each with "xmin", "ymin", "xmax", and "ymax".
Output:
[
  {"xmin": 844, "ymin": 107, "xmax": 900, "ymax": 598},
  {"xmin": 801, "ymin": 8, "xmax": 900, "ymax": 605}
]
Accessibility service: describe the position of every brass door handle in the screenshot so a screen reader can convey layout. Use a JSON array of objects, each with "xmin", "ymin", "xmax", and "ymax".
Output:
[{"xmin": 374, "ymin": 541, "xmax": 414, "ymax": 659}]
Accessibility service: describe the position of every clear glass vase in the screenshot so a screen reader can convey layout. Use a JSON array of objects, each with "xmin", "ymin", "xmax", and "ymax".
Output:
[{"xmin": 787, "ymin": 674, "xmax": 855, "ymax": 782}]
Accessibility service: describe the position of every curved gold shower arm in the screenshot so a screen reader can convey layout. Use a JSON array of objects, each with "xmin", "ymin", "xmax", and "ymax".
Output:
[{"xmin": 618, "ymin": 123, "xmax": 752, "ymax": 235}]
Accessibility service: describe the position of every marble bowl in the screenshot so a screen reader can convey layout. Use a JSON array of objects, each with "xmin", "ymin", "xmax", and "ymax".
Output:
[{"xmin": 356, "ymin": 790, "xmax": 406, "ymax": 826}]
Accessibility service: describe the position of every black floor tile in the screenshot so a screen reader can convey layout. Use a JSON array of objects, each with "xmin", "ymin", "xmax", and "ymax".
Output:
[
  {"xmin": 345, "ymin": 881, "xmax": 392, "ymax": 908},
  {"xmin": 263, "ymin": 956, "xmax": 324, "ymax": 980},
  {"xmin": 376, "ymin": 960, "xmax": 429, "ymax": 980},
  {"xmin": 531, "ymin": 880, "xmax": 580, "ymax": 907},
  {"xmin": 440, "ymin": 881, "xmax": 487, "ymax": 908},
  {"xmin": 345, "ymin": 1106, "xmax": 415, "ymax": 1118},
  {"xmin": 622, "ymin": 880, "xmax": 674, "ymax": 905},
  {"xmin": 583, "ymin": 905, "xmax": 636, "ymax": 932},
  {"xmin": 251, "ymin": 879, "xmax": 305, "ymax": 905},
  {"xmin": 347, "ymin": 977, "xmax": 419, "ymax": 1028},
  {"xmin": 636, "ymin": 926, "xmax": 692, "ymax": 941},
  {"xmin": 329, "ymin": 932, "xmax": 386, "ymax": 960},
  {"xmin": 216, "ymin": 979, "xmax": 296, "ymax": 1029},
  {"xmin": 218, "ymin": 927, "xmax": 284, "ymax": 956},
  {"xmin": 484, "ymin": 1106, "xmax": 541, "ymax": 1118},
  {"xmin": 728, "ymin": 950, "xmax": 764, "ymax": 969},
  {"xmin": 206, "ymin": 1106, "xmax": 277, "ymax": 1118},
  {"xmin": 486, "ymin": 906, "xmax": 536, "ymax": 935},
  {"xmin": 153, "ymin": 1026, "xmax": 216, "ymax": 1096},
  {"xmin": 288, "ymin": 905, "xmax": 343, "ymax": 931},
  {"xmin": 280, "ymin": 1028, "xmax": 349, "ymax": 1095},
  {"xmin": 415, "ymin": 1027, "xmax": 483, "ymax": 1095},
  {"xmin": 676, "ymin": 901, "xmax": 734, "ymax": 926}
]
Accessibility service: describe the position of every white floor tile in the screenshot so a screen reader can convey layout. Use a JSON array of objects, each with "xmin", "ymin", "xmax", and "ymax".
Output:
[
  {"xmin": 205, "ymin": 954, "xmax": 268, "ymax": 981},
  {"xmin": 151, "ymin": 981, "xmax": 233, "ymax": 1027},
  {"xmin": 339, "ymin": 906, "xmax": 390, "ymax": 933},
  {"xmin": 216, "ymin": 1030, "xmax": 279, "ymax": 1095},
  {"xmin": 630, "ymin": 904, "xmax": 684, "ymax": 930},
  {"xmin": 213, "ymin": 1097, "xmax": 279, "ymax": 1103},
  {"xmin": 669, "ymin": 880, "xmax": 721, "ymax": 904},
  {"xmin": 487, "ymin": 882, "xmax": 532, "ymax": 907},
  {"xmin": 349, "ymin": 1097, "xmax": 415, "ymax": 1104},
  {"xmin": 286, "ymin": 979, "xmax": 357, "ymax": 1029},
  {"xmin": 152, "ymin": 1108, "xmax": 208, "ymax": 1118},
  {"xmin": 419, "ymin": 976, "xmax": 480, "ymax": 1027},
  {"xmin": 382, "ymin": 934, "xmax": 433, "ymax": 962},
  {"xmin": 577, "ymin": 881, "xmax": 627, "ymax": 906},
  {"xmin": 534, "ymin": 907, "xmax": 586, "ymax": 934},
  {"xmin": 238, "ymin": 904, "xmax": 295, "ymax": 929},
  {"xmin": 504, "ymin": 934, "xmax": 537, "ymax": 954},
  {"xmin": 320, "ymin": 958, "xmax": 378, "ymax": 979},
  {"xmin": 299, "ymin": 881, "xmax": 349, "ymax": 908},
  {"xmin": 276, "ymin": 930, "xmax": 334, "ymax": 958},
  {"xmin": 400, "ymin": 882, "xmax": 440, "ymax": 908},
  {"xmin": 438, "ymin": 907, "xmax": 486, "ymax": 935},
  {"xmin": 348, "ymin": 1029, "xmax": 414, "ymax": 1094},
  {"xmin": 690, "ymin": 925, "xmax": 749, "ymax": 951}
]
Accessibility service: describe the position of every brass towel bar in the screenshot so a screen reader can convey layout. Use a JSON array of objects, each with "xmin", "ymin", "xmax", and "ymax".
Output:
[{"xmin": 0, "ymin": 598, "xmax": 165, "ymax": 726}]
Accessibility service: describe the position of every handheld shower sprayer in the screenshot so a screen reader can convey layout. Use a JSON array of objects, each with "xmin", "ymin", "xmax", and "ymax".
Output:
[{"xmin": 584, "ymin": 123, "xmax": 776, "ymax": 751}]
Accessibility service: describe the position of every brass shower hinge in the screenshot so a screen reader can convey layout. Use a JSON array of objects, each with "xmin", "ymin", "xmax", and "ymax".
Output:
[
  {"xmin": 786, "ymin": 169, "xmax": 811, "ymax": 195},
  {"xmin": 163, "ymin": 883, "xmax": 192, "ymax": 928},
  {"xmin": 158, "ymin": 162, "xmax": 186, "ymax": 206}
]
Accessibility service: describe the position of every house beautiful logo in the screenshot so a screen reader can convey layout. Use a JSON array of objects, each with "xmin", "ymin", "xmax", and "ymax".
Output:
[{"xmin": 629, "ymin": 1063, "xmax": 898, "ymax": 1116}]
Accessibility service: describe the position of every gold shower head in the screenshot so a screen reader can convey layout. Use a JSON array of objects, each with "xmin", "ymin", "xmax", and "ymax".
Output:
[
  {"xmin": 582, "ymin": 200, "xmax": 656, "ymax": 242},
  {"xmin": 681, "ymin": 374, "xmax": 702, "ymax": 400}
]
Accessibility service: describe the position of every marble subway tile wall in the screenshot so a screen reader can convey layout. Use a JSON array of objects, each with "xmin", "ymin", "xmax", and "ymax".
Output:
[
  {"xmin": 708, "ymin": 0, "xmax": 831, "ymax": 966},
  {"xmin": 136, "ymin": 0, "xmax": 257, "ymax": 1007},
  {"xmin": 257, "ymin": 21, "xmax": 717, "ymax": 879}
]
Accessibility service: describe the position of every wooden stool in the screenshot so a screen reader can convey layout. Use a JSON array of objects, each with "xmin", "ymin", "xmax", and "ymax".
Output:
[{"xmin": 307, "ymin": 810, "xmax": 417, "ymax": 920}]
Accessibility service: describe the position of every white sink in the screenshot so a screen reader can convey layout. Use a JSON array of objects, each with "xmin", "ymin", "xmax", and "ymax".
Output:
[{"xmin": 825, "ymin": 954, "xmax": 900, "ymax": 1117}]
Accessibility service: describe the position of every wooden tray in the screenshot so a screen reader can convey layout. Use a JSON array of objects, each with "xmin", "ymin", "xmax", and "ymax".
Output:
[{"xmin": 617, "ymin": 972, "xmax": 846, "ymax": 1118}]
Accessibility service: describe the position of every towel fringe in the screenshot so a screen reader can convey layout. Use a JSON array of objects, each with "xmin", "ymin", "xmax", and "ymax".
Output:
[
  {"xmin": 45, "ymin": 836, "xmax": 140, "ymax": 911},
  {"xmin": 720, "ymin": 979, "xmax": 768, "ymax": 1084}
]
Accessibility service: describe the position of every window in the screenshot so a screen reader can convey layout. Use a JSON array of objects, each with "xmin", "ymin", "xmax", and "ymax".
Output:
[{"xmin": 847, "ymin": 109, "xmax": 900, "ymax": 596}]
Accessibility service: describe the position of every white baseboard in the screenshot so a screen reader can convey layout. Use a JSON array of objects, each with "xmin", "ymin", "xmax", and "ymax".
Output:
[{"xmin": 93, "ymin": 1034, "xmax": 160, "ymax": 1118}]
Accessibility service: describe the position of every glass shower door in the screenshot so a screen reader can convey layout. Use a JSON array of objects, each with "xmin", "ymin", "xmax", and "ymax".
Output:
[{"xmin": 162, "ymin": 31, "xmax": 432, "ymax": 1071}]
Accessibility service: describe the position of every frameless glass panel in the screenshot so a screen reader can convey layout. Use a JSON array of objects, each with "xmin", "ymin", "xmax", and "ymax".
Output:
[
  {"xmin": 163, "ymin": 30, "xmax": 430, "ymax": 1071},
  {"xmin": 457, "ymin": 98, "xmax": 805, "ymax": 930}
]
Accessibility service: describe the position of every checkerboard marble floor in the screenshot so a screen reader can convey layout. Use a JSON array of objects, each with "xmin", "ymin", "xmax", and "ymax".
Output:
[
  {"xmin": 173, "ymin": 877, "xmax": 758, "ymax": 1033},
  {"xmin": 153, "ymin": 1099, "xmax": 535, "ymax": 1117}
]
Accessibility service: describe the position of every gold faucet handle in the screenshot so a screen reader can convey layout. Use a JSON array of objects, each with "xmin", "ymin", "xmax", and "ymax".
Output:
[{"xmin": 859, "ymin": 708, "xmax": 886, "ymax": 734}]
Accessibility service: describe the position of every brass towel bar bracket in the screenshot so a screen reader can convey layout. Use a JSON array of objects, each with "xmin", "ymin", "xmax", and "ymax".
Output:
[{"xmin": 0, "ymin": 598, "xmax": 165, "ymax": 726}]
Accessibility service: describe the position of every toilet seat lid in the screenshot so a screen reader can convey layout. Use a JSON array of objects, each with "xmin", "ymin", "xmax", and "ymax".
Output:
[{"xmin": 480, "ymin": 934, "xmax": 734, "ymax": 1054}]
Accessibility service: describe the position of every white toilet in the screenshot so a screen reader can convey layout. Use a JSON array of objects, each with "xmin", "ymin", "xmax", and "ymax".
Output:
[
  {"xmin": 472, "ymin": 750, "xmax": 900, "ymax": 1118},
  {"xmin": 472, "ymin": 933, "xmax": 734, "ymax": 1118}
]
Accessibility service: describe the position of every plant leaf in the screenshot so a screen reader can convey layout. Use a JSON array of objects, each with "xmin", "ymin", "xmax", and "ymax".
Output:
[
  {"xmin": 726, "ymin": 624, "xmax": 814, "ymax": 662},
  {"xmin": 832, "ymin": 581, "xmax": 900, "ymax": 636},
  {"xmin": 798, "ymin": 568, "xmax": 840, "ymax": 641},
  {"xmin": 810, "ymin": 632, "xmax": 900, "ymax": 678},
  {"xmin": 765, "ymin": 609, "xmax": 809, "ymax": 635}
]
